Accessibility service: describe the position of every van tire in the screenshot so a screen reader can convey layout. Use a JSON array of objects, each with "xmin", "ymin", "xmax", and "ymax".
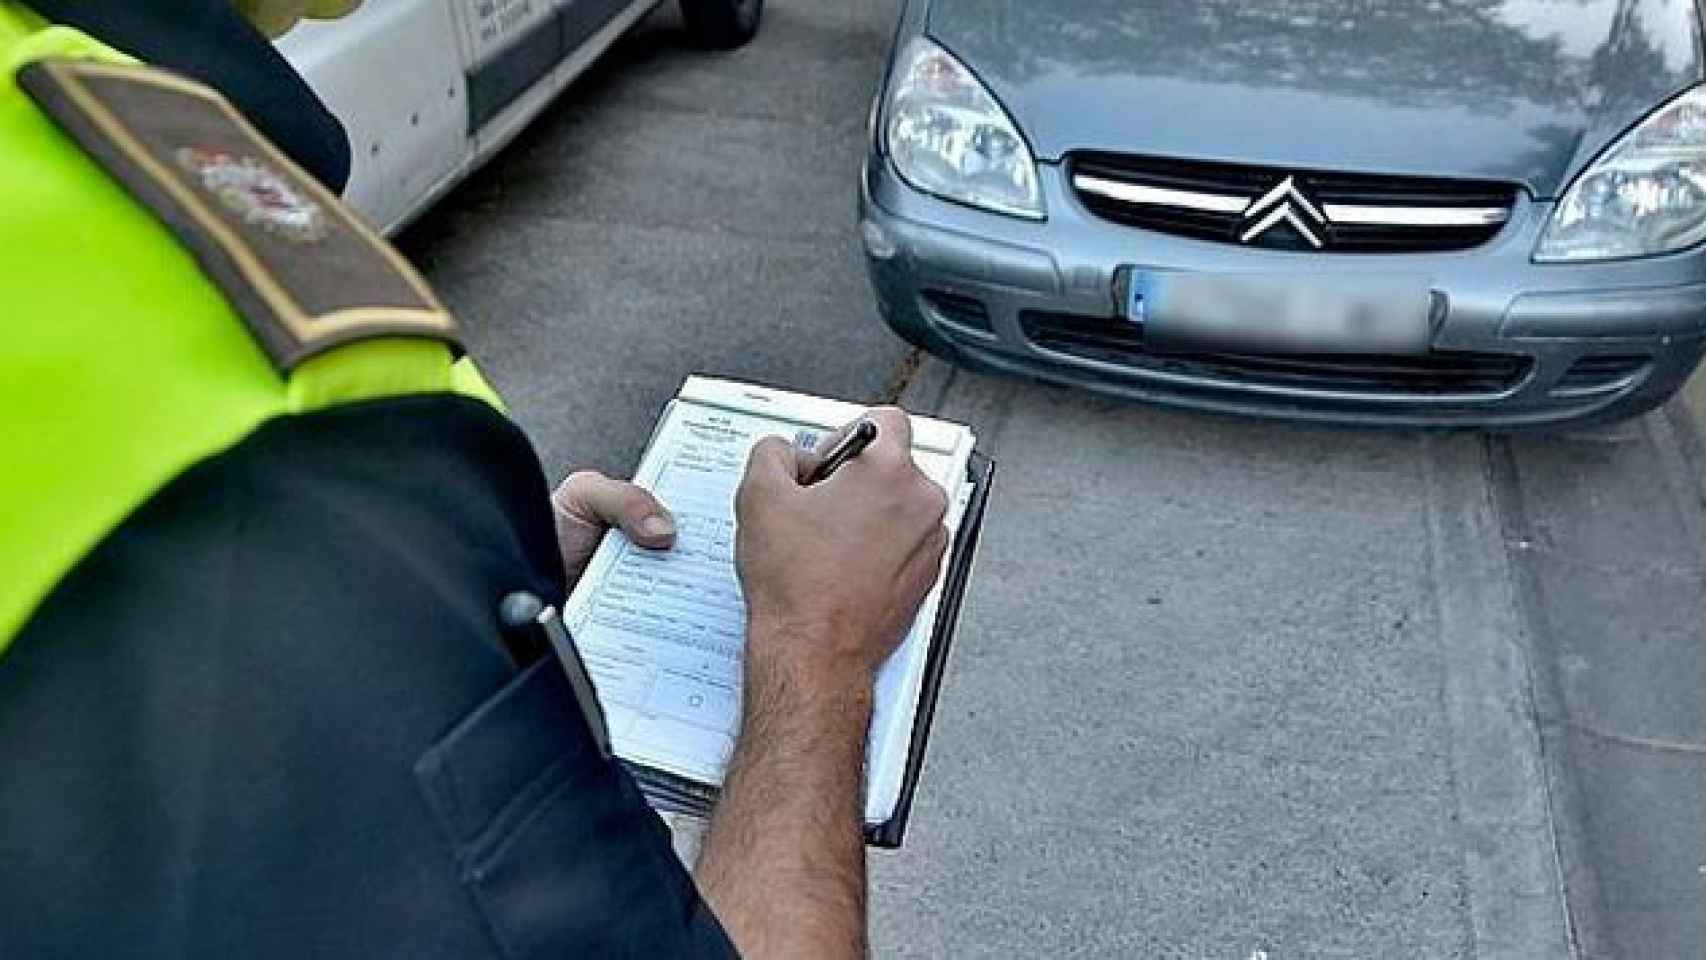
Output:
[{"xmin": 679, "ymin": 0, "xmax": 762, "ymax": 49}]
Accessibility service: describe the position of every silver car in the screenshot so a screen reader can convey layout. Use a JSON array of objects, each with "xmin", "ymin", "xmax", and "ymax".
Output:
[{"xmin": 859, "ymin": 0, "xmax": 1706, "ymax": 427}]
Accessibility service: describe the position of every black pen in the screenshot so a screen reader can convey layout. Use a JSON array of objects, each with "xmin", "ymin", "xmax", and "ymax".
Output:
[{"xmin": 804, "ymin": 419, "xmax": 879, "ymax": 485}]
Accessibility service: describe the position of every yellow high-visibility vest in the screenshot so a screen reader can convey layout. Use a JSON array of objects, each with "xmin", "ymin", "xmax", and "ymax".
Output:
[{"xmin": 0, "ymin": 2, "xmax": 502, "ymax": 650}]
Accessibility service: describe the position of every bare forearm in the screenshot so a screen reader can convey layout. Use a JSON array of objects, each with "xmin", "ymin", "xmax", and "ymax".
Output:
[
  {"xmin": 695, "ymin": 622, "xmax": 874, "ymax": 959},
  {"xmin": 703, "ymin": 407, "xmax": 948, "ymax": 956}
]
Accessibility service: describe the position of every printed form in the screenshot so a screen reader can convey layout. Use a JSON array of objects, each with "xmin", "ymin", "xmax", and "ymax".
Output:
[{"xmin": 563, "ymin": 378, "xmax": 975, "ymax": 824}]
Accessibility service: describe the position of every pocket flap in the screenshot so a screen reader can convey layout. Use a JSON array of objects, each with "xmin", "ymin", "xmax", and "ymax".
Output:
[{"xmin": 415, "ymin": 659, "xmax": 591, "ymax": 855}]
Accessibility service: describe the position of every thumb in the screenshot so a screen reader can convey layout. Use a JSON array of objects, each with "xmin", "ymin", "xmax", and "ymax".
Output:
[{"xmin": 553, "ymin": 471, "xmax": 677, "ymax": 550}]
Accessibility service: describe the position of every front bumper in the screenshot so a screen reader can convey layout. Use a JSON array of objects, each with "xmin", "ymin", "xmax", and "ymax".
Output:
[{"xmin": 860, "ymin": 156, "xmax": 1706, "ymax": 429}]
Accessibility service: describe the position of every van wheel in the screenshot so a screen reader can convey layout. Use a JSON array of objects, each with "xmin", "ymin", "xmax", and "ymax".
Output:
[{"xmin": 679, "ymin": 0, "xmax": 762, "ymax": 49}]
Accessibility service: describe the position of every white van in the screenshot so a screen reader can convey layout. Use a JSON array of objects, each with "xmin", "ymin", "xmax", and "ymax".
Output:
[{"xmin": 276, "ymin": 0, "xmax": 760, "ymax": 233}]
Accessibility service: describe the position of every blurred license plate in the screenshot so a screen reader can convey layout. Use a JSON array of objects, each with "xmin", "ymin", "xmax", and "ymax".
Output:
[{"xmin": 1128, "ymin": 272, "xmax": 1432, "ymax": 354}]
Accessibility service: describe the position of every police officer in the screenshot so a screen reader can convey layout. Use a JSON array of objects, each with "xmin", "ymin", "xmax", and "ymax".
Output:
[{"xmin": 0, "ymin": 3, "xmax": 949, "ymax": 957}]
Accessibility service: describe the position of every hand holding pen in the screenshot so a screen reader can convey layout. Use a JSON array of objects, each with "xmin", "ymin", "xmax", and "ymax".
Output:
[
  {"xmin": 734, "ymin": 407, "xmax": 951, "ymax": 674},
  {"xmin": 803, "ymin": 418, "xmax": 880, "ymax": 486}
]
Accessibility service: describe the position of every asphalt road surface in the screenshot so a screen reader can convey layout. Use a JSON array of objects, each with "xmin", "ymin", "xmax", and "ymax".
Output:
[{"xmin": 403, "ymin": 2, "xmax": 1706, "ymax": 956}]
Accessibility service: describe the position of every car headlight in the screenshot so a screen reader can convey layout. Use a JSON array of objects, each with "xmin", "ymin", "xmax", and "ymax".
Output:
[
  {"xmin": 1536, "ymin": 85, "xmax": 1706, "ymax": 262},
  {"xmin": 882, "ymin": 38, "xmax": 1044, "ymax": 220}
]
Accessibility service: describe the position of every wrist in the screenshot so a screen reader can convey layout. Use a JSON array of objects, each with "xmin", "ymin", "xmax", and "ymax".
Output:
[{"xmin": 743, "ymin": 615, "xmax": 877, "ymax": 724}]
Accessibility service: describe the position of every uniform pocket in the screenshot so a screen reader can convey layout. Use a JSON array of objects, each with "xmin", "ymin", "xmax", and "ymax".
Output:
[{"xmin": 414, "ymin": 660, "xmax": 734, "ymax": 959}]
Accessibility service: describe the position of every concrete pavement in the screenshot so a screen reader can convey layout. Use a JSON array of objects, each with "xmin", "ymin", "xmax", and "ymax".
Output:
[
  {"xmin": 873, "ymin": 362, "xmax": 1706, "ymax": 958},
  {"xmin": 870, "ymin": 360, "xmax": 1706, "ymax": 958},
  {"xmin": 872, "ymin": 364, "xmax": 1574, "ymax": 958},
  {"xmin": 1491, "ymin": 391, "xmax": 1706, "ymax": 959}
]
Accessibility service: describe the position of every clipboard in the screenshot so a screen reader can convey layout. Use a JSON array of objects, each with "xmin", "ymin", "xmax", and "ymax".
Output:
[{"xmin": 622, "ymin": 452, "xmax": 994, "ymax": 848}]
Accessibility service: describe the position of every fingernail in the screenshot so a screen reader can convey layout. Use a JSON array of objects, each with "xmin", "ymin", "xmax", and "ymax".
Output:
[{"xmin": 641, "ymin": 514, "xmax": 676, "ymax": 539}]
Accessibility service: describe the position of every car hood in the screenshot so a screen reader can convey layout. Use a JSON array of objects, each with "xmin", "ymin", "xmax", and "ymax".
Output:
[{"xmin": 926, "ymin": 0, "xmax": 1703, "ymax": 198}]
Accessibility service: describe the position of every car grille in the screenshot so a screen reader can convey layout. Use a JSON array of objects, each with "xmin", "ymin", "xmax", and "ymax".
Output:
[
  {"xmin": 1551, "ymin": 355, "xmax": 1649, "ymax": 398},
  {"xmin": 1020, "ymin": 310, "xmax": 1530, "ymax": 396},
  {"xmin": 1070, "ymin": 153, "xmax": 1519, "ymax": 253},
  {"xmin": 921, "ymin": 290, "xmax": 993, "ymax": 333}
]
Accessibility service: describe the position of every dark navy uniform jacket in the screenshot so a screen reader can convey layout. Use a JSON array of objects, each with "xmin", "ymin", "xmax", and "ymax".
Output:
[{"xmin": 0, "ymin": 396, "xmax": 740, "ymax": 959}]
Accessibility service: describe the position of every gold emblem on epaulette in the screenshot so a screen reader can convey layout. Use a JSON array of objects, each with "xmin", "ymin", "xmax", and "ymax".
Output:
[{"xmin": 174, "ymin": 146, "xmax": 329, "ymax": 244}]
